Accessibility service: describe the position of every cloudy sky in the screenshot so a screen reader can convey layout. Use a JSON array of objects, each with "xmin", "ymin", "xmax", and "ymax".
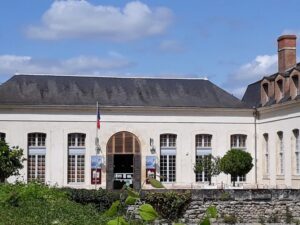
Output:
[{"xmin": 0, "ymin": 0, "xmax": 299, "ymax": 98}]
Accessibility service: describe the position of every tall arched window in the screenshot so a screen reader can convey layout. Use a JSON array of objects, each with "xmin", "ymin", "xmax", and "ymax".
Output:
[
  {"xmin": 277, "ymin": 131, "xmax": 284, "ymax": 175},
  {"xmin": 0, "ymin": 132, "xmax": 6, "ymax": 142},
  {"xmin": 27, "ymin": 133, "xmax": 46, "ymax": 183},
  {"xmin": 230, "ymin": 134, "xmax": 247, "ymax": 182},
  {"xmin": 293, "ymin": 129, "xmax": 300, "ymax": 174},
  {"xmin": 160, "ymin": 134, "xmax": 176, "ymax": 183},
  {"xmin": 68, "ymin": 133, "xmax": 86, "ymax": 183},
  {"xmin": 195, "ymin": 134, "xmax": 212, "ymax": 182},
  {"xmin": 263, "ymin": 133, "xmax": 269, "ymax": 175}
]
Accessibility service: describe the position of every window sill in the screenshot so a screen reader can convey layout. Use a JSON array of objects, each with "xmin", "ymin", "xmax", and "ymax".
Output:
[
  {"xmin": 276, "ymin": 175, "xmax": 284, "ymax": 180},
  {"xmin": 292, "ymin": 175, "xmax": 300, "ymax": 180},
  {"xmin": 263, "ymin": 175, "xmax": 270, "ymax": 180}
]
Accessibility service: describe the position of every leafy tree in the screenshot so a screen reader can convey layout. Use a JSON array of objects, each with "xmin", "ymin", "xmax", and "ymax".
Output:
[
  {"xmin": 220, "ymin": 149, "xmax": 253, "ymax": 186},
  {"xmin": 0, "ymin": 141, "xmax": 25, "ymax": 183},
  {"xmin": 194, "ymin": 154, "xmax": 221, "ymax": 185}
]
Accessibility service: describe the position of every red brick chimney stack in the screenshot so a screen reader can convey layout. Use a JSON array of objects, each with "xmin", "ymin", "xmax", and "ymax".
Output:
[{"xmin": 277, "ymin": 34, "xmax": 297, "ymax": 73}]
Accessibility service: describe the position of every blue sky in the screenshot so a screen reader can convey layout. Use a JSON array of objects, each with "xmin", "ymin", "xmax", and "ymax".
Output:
[{"xmin": 0, "ymin": 0, "xmax": 299, "ymax": 98}]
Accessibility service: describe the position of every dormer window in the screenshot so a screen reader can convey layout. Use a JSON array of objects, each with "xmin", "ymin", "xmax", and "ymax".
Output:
[
  {"xmin": 262, "ymin": 83, "xmax": 269, "ymax": 104},
  {"xmin": 276, "ymin": 79, "xmax": 284, "ymax": 101},
  {"xmin": 292, "ymin": 75, "xmax": 299, "ymax": 97}
]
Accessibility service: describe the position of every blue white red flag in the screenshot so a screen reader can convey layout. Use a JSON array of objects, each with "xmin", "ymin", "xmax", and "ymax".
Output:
[{"xmin": 97, "ymin": 103, "xmax": 101, "ymax": 129}]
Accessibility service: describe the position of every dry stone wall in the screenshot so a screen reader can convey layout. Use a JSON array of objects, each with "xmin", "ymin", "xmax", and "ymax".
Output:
[{"xmin": 181, "ymin": 189, "xmax": 300, "ymax": 224}]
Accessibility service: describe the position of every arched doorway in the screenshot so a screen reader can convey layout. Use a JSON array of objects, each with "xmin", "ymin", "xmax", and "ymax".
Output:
[{"xmin": 106, "ymin": 131, "xmax": 141, "ymax": 190}]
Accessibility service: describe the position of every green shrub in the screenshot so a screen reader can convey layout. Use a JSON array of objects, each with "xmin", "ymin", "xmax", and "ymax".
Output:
[
  {"xmin": 63, "ymin": 187, "xmax": 120, "ymax": 212},
  {"xmin": 206, "ymin": 205, "xmax": 217, "ymax": 218},
  {"xmin": 0, "ymin": 182, "xmax": 67, "ymax": 207},
  {"xmin": 144, "ymin": 191, "xmax": 191, "ymax": 221},
  {"xmin": 0, "ymin": 183, "xmax": 110, "ymax": 225},
  {"xmin": 223, "ymin": 214, "xmax": 237, "ymax": 224}
]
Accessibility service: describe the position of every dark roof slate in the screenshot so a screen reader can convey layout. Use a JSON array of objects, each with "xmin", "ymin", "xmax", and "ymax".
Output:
[
  {"xmin": 242, "ymin": 62, "xmax": 300, "ymax": 107},
  {"xmin": 0, "ymin": 75, "xmax": 248, "ymax": 108},
  {"xmin": 241, "ymin": 81, "xmax": 261, "ymax": 108}
]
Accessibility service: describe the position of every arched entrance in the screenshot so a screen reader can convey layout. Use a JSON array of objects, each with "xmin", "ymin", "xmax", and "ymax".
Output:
[{"xmin": 106, "ymin": 131, "xmax": 141, "ymax": 190}]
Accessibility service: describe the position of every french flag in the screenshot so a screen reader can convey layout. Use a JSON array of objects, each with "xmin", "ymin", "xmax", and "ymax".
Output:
[{"xmin": 97, "ymin": 103, "xmax": 101, "ymax": 129}]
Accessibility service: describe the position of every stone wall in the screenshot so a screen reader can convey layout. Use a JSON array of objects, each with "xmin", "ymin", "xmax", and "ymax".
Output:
[{"xmin": 181, "ymin": 189, "xmax": 300, "ymax": 224}]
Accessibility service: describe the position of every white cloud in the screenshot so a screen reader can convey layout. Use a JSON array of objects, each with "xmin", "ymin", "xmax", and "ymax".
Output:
[
  {"xmin": 26, "ymin": 0, "xmax": 173, "ymax": 41},
  {"xmin": 225, "ymin": 54, "xmax": 278, "ymax": 98},
  {"xmin": 0, "ymin": 53, "xmax": 133, "ymax": 76},
  {"xmin": 232, "ymin": 54, "xmax": 277, "ymax": 82},
  {"xmin": 159, "ymin": 40, "xmax": 185, "ymax": 53}
]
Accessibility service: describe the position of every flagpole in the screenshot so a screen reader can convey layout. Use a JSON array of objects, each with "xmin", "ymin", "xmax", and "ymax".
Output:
[
  {"xmin": 96, "ymin": 101, "xmax": 99, "ymax": 139},
  {"xmin": 95, "ymin": 101, "xmax": 98, "ymax": 189}
]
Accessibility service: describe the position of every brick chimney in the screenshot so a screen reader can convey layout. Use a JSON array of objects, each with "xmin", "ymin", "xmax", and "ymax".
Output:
[{"xmin": 277, "ymin": 35, "xmax": 297, "ymax": 73}]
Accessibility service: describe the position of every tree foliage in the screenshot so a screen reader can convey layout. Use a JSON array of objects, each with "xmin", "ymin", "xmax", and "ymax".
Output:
[
  {"xmin": 220, "ymin": 149, "xmax": 253, "ymax": 186},
  {"xmin": 194, "ymin": 154, "xmax": 221, "ymax": 185},
  {"xmin": 0, "ymin": 141, "xmax": 25, "ymax": 183}
]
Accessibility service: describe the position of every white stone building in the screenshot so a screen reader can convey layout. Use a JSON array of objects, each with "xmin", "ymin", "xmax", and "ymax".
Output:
[{"xmin": 0, "ymin": 35, "xmax": 299, "ymax": 189}]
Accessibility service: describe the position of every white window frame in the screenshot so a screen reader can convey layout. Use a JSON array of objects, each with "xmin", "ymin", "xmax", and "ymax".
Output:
[
  {"xmin": 277, "ymin": 131, "xmax": 284, "ymax": 175},
  {"xmin": 27, "ymin": 133, "xmax": 46, "ymax": 183},
  {"xmin": 294, "ymin": 129, "xmax": 300, "ymax": 175},
  {"xmin": 230, "ymin": 134, "xmax": 247, "ymax": 149},
  {"xmin": 230, "ymin": 134, "xmax": 247, "ymax": 182},
  {"xmin": 68, "ymin": 133, "xmax": 86, "ymax": 184},
  {"xmin": 195, "ymin": 134, "xmax": 212, "ymax": 182},
  {"xmin": 263, "ymin": 133, "xmax": 269, "ymax": 175},
  {"xmin": 160, "ymin": 134, "xmax": 176, "ymax": 183}
]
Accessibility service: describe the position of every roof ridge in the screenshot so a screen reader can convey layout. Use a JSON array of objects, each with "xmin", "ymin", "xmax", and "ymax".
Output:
[{"xmin": 13, "ymin": 73, "xmax": 209, "ymax": 81}]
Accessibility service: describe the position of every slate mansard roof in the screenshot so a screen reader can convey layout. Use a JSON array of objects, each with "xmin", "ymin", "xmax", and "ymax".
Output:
[
  {"xmin": 0, "ymin": 75, "xmax": 248, "ymax": 108},
  {"xmin": 242, "ymin": 62, "xmax": 300, "ymax": 107}
]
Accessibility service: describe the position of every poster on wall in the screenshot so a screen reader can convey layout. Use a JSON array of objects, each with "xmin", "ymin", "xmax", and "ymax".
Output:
[
  {"xmin": 91, "ymin": 155, "xmax": 103, "ymax": 169},
  {"xmin": 146, "ymin": 156, "xmax": 156, "ymax": 169}
]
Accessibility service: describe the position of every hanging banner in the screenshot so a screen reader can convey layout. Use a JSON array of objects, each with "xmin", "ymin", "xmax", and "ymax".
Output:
[
  {"xmin": 91, "ymin": 155, "xmax": 103, "ymax": 169},
  {"xmin": 146, "ymin": 156, "xmax": 156, "ymax": 184},
  {"xmin": 91, "ymin": 169, "xmax": 101, "ymax": 185},
  {"xmin": 146, "ymin": 156, "xmax": 156, "ymax": 169},
  {"xmin": 91, "ymin": 155, "xmax": 103, "ymax": 184}
]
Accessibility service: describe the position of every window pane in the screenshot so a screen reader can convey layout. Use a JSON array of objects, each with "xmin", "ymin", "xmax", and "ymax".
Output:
[
  {"xmin": 168, "ymin": 135, "xmax": 176, "ymax": 147},
  {"xmin": 77, "ymin": 155, "xmax": 85, "ymax": 183},
  {"xmin": 169, "ymin": 155, "xmax": 176, "ymax": 182},
  {"xmin": 68, "ymin": 133, "xmax": 86, "ymax": 147},
  {"xmin": 77, "ymin": 134, "xmax": 86, "ymax": 147},
  {"xmin": 28, "ymin": 133, "xmax": 46, "ymax": 147},
  {"xmin": 28, "ymin": 155, "xmax": 36, "ymax": 182},
  {"xmin": 37, "ymin": 133, "xmax": 46, "ymax": 146},
  {"xmin": 160, "ymin": 135, "xmax": 167, "ymax": 147},
  {"xmin": 28, "ymin": 133, "xmax": 36, "ymax": 147},
  {"xmin": 231, "ymin": 134, "xmax": 246, "ymax": 148},
  {"xmin": 295, "ymin": 130, "xmax": 300, "ymax": 174},
  {"xmin": 68, "ymin": 155, "xmax": 76, "ymax": 183},
  {"xmin": 37, "ymin": 155, "xmax": 45, "ymax": 183},
  {"xmin": 160, "ymin": 155, "xmax": 168, "ymax": 182},
  {"xmin": 68, "ymin": 134, "xmax": 76, "ymax": 147},
  {"xmin": 231, "ymin": 135, "xmax": 237, "ymax": 148},
  {"xmin": 0, "ymin": 133, "xmax": 5, "ymax": 142}
]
